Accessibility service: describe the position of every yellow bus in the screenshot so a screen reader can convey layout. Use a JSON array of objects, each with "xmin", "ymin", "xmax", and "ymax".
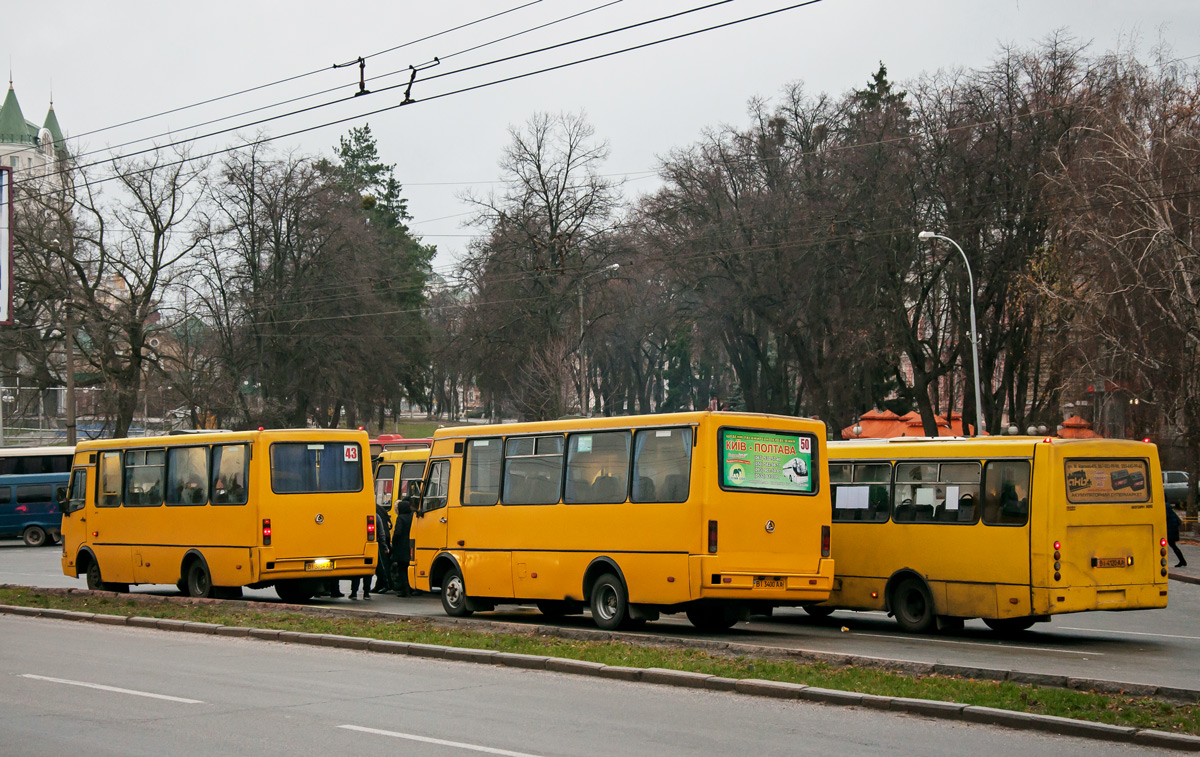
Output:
[
  {"xmin": 59, "ymin": 429, "xmax": 378, "ymax": 603},
  {"xmin": 407, "ymin": 411, "xmax": 834, "ymax": 631},
  {"xmin": 373, "ymin": 448, "xmax": 431, "ymax": 518},
  {"xmin": 818, "ymin": 436, "xmax": 1170, "ymax": 633}
]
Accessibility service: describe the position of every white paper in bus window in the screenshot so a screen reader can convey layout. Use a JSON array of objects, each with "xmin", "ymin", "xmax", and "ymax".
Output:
[
  {"xmin": 656, "ymin": 430, "xmax": 672, "ymax": 437},
  {"xmin": 915, "ymin": 487, "xmax": 936, "ymax": 506},
  {"xmin": 577, "ymin": 436, "xmax": 592, "ymax": 452},
  {"xmin": 474, "ymin": 440, "xmax": 490, "ymax": 447},
  {"xmin": 837, "ymin": 486, "xmax": 870, "ymax": 509},
  {"xmin": 307, "ymin": 444, "xmax": 324, "ymax": 450},
  {"xmin": 945, "ymin": 485, "xmax": 960, "ymax": 510}
]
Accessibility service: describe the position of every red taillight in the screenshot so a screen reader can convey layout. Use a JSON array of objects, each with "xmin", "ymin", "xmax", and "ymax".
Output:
[
  {"xmin": 821, "ymin": 525, "xmax": 830, "ymax": 558},
  {"xmin": 1161, "ymin": 537, "xmax": 1168, "ymax": 547},
  {"xmin": 708, "ymin": 520, "xmax": 718, "ymax": 553},
  {"xmin": 367, "ymin": 515, "xmax": 376, "ymax": 542},
  {"xmin": 262, "ymin": 518, "xmax": 271, "ymax": 546},
  {"xmin": 1053, "ymin": 540, "xmax": 1061, "ymax": 551}
]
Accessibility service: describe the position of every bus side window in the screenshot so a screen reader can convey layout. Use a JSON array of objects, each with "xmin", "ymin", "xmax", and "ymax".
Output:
[
  {"xmin": 631, "ymin": 427, "xmax": 692, "ymax": 503},
  {"xmin": 166, "ymin": 447, "xmax": 210, "ymax": 506},
  {"xmin": 375, "ymin": 464, "xmax": 396, "ymax": 509},
  {"xmin": 565, "ymin": 432, "xmax": 630, "ymax": 504},
  {"xmin": 422, "ymin": 461, "xmax": 450, "ymax": 512},
  {"xmin": 99, "ymin": 451, "xmax": 122, "ymax": 507},
  {"xmin": 124, "ymin": 449, "xmax": 166, "ymax": 507},
  {"xmin": 463, "ymin": 439, "xmax": 501, "ymax": 506},
  {"xmin": 983, "ymin": 460, "xmax": 1030, "ymax": 526},
  {"xmin": 212, "ymin": 445, "xmax": 249, "ymax": 505},
  {"xmin": 67, "ymin": 469, "xmax": 88, "ymax": 512}
]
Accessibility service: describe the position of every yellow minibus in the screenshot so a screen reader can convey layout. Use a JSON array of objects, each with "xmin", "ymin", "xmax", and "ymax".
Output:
[
  {"xmin": 59, "ymin": 429, "xmax": 378, "ymax": 603},
  {"xmin": 407, "ymin": 411, "xmax": 834, "ymax": 631},
  {"xmin": 373, "ymin": 448, "xmax": 430, "ymax": 518},
  {"xmin": 818, "ymin": 436, "xmax": 1169, "ymax": 633}
]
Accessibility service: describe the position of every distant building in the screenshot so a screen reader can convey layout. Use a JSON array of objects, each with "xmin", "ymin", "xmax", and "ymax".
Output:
[{"xmin": 0, "ymin": 79, "xmax": 70, "ymax": 179}]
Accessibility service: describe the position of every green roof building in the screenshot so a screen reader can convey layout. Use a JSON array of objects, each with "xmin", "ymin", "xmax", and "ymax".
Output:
[{"xmin": 0, "ymin": 80, "xmax": 70, "ymax": 175}]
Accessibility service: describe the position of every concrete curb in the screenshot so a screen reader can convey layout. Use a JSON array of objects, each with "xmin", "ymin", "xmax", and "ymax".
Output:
[
  {"xmin": 1170, "ymin": 572, "xmax": 1200, "ymax": 586},
  {"xmin": 2, "ymin": 603, "xmax": 1199, "ymax": 752},
  {"xmin": 5, "ymin": 583, "xmax": 1200, "ymax": 706}
]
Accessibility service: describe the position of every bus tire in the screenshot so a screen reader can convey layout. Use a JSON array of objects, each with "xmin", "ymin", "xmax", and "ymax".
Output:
[
  {"xmin": 983, "ymin": 617, "xmax": 1036, "ymax": 634},
  {"xmin": 802, "ymin": 604, "xmax": 835, "ymax": 619},
  {"xmin": 590, "ymin": 573, "xmax": 630, "ymax": 631},
  {"xmin": 440, "ymin": 566, "xmax": 472, "ymax": 617},
  {"xmin": 22, "ymin": 525, "xmax": 47, "ymax": 548},
  {"xmin": 185, "ymin": 560, "xmax": 213, "ymax": 598},
  {"xmin": 891, "ymin": 577, "xmax": 935, "ymax": 633},
  {"xmin": 685, "ymin": 604, "xmax": 740, "ymax": 631},
  {"xmin": 275, "ymin": 580, "xmax": 315, "ymax": 604},
  {"xmin": 85, "ymin": 560, "xmax": 105, "ymax": 591}
]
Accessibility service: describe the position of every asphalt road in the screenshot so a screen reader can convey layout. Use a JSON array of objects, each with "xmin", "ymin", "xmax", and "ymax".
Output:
[
  {"xmin": 0, "ymin": 615, "xmax": 1174, "ymax": 756},
  {"xmin": 4, "ymin": 541, "xmax": 1200, "ymax": 692}
]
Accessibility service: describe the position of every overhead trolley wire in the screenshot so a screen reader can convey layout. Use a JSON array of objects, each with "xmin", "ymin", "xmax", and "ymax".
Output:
[{"xmin": 15, "ymin": 0, "xmax": 826, "ymax": 203}]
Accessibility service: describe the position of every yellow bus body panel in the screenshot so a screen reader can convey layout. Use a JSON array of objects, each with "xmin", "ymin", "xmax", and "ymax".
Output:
[
  {"xmin": 60, "ymin": 429, "xmax": 377, "ymax": 589},
  {"xmin": 408, "ymin": 411, "xmax": 833, "ymax": 609},
  {"xmin": 825, "ymin": 436, "xmax": 1168, "ymax": 622}
]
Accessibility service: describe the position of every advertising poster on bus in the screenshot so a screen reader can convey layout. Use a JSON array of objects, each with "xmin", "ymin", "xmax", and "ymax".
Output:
[
  {"xmin": 1064, "ymin": 459, "xmax": 1150, "ymax": 504},
  {"xmin": 721, "ymin": 429, "xmax": 814, "ymax": 493}
]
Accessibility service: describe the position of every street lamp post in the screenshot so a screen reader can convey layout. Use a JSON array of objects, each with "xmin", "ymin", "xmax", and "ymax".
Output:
[
  {"xmin": 918, "ymin": 231, "xmax": 985, "ymax": 437},
  {"xmin": 578, "ymin": 263, "xmax": 620, "ymax": 416}
]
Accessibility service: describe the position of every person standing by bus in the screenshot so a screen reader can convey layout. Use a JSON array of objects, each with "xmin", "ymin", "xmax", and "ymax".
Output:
[
  {"xmin": 1167, "ymin": 503, "xmax": 1187, "ymax": 567},
  {"xmin": 391, "ymin": 495, "xmax": 415, "ymax": 597},
  {"xmin": 373, "ymin": 502, "xmax": 393, "ymax": 594}
]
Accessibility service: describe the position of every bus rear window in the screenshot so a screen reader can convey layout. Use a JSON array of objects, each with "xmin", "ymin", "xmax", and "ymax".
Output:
[
  {"xmin": 1064, "ymin": 459, "xmax": 1150, "ymax": 504},
  {"xmin": 719, "ymin": 428, "xmax": 816, "ymax": 494},
  {"xmin": 270, "ymin": 443, "xmax": 363, "ymax": 494}
]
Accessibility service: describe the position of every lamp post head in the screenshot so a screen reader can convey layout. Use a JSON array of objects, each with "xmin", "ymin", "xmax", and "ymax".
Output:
[
  {"xmin": 606, "ymin": 263, "xmax": 620, "ymax": 272},
  {"xmin": 918, "ymin": 231, "xmax": 937, "ymax": 241}
]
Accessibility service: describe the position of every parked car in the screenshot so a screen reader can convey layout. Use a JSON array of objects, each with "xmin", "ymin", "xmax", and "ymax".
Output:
[{"xmin": 1163, "ymin": 470, "xmax": 1193, "ymax": 506}]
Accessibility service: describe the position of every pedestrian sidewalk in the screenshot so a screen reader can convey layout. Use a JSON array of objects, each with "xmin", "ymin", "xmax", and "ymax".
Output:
[{"xmin": 1172, "ymin": 540, "xmax": 1200, "ymax": 585}]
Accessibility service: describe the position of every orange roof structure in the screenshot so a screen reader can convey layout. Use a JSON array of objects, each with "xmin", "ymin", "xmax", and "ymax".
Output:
[
  {"xmin": 1057, "ymin": 415, "xmax": 1101, "ymax": 439},
  {"xmin": 841, "ymin": 409, "xmax": 974, "ymax": 439}
]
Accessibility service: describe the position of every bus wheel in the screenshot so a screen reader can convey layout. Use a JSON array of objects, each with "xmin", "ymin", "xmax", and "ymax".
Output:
[
  {"xmin": 983, "ymin": 617, "xmax": 1036, "ymax": 634},
  {"xmin": 85, "ymin": 561, "xmax": 105, "ymax": 591},
  {"xmin": 685, "ymin": 605, "xmax": 740, "ymax": 631},
  {"xmin": 590, "ymin": 573, "xmax": 630, "ymax": 631},
  {"xmin": 22, "ymin": 526, "xmax": 47, "ymax": 548},
  {"xmin": 186, "ymin": 561, "xmax": 213, "ymax": 598},
  {"xmin": 275, "ymin": 580, "xmax": 315, "ymax": 604},
  {"xmin": 440, "ymin": 566, "xmax": 472, "ymax": 617},
  {"xmin": 892, "ymin": 578, "xmax": 935, "ymax": 633},
  {"xmin": 803, "ymin": 605, "xmax": 835, "ymax": 619}
]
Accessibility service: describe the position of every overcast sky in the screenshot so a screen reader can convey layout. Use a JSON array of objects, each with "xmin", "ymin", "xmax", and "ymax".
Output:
[{"xmin": 6, "ymin": 1, "xmax": 1200, "ymax": 276}]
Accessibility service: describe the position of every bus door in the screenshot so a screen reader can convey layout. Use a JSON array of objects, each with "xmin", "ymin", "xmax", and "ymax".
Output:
[
  {"xmin": 59, "ymin": 462, "xmax": 91, "ymax": 573},
  {"xmin": 87, "ymin": 450, "xmax": 134, "ymax": 582},
  {"xmin": 263, "ymin": 441, "xmax": 372, "ymax": 562},
  {"xmin": 411, "ymin": 459, "xmax": 452, "ymax": 586}
]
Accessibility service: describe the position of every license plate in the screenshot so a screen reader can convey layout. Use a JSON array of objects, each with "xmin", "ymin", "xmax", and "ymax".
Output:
[
  {"xmin": 753, "ymin": 578, "xmax": 785, "ymax": 589},
  {"xmin": 1095, "ymin": 557, "xmax": 1126, "ymax": 568},
  {"xmin": 305, "ymin": 560, "xmax": 333, "ymax": 572}
]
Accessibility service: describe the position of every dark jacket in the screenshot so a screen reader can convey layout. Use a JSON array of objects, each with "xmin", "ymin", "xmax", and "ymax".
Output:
[{"xmin": 1166, "ymin": 505, "xmax": 1181, "ymax": 542}]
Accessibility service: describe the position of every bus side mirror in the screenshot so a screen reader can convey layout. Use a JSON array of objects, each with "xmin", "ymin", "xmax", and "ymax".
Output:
[{"xmin": 55, "ymin": 486, "xmax": 69, "ymax": 513}]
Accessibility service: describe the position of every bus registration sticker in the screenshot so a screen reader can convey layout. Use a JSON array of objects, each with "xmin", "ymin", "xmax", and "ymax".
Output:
[
  {"xmin": 721, "ymin": 430, "xmax": 814, "ymax": 493},
  {"xmin": 754, "ymin": 578, "xmax": 785, "ymax": 589}
]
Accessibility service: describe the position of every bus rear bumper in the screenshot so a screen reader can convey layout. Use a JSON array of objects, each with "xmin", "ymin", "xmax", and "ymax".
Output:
[
  {"xmin": 257, "ymin": 555, "xmax": 375, "ymax": 582},
  {"xmin": 697, "ymin": 558, "xmax": 835, "ymax": 602},
  {"xmin": 1033, "ymin": 583, "xmax": 1170, "ymax": 615}
]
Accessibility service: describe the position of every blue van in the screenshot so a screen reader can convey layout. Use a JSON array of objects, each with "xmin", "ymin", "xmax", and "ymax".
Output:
[{"xmin": 0, "ymin": 472, "xmax": 69, "ymax": 547}]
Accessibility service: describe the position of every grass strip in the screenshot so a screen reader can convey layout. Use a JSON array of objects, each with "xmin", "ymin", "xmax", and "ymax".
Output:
[{"xmin": 4, "ymin": 586, "xmax": 1198, "ymax": 735}]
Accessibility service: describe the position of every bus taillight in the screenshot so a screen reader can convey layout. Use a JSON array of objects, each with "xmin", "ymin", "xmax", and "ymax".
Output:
[
  {"xmin": 367, "ymin": 515, "xmax": 376, "ymax": 542},
  {"xmin": 262, "ymin": 519, "xmax": 271, "ymax": 546},
  {"xmin": 1161, "ymin": 537, "xmax": 1167, "ymax": 547},
  {"xmin": 708, "ymin": 520, "xmax": 718, "ymax": 553},
  {"xmin": 821, "ymin": 526, "xmax": 830, "ymax": 558}
]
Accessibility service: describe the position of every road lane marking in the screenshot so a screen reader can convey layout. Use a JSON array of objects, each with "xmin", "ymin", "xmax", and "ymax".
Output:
[
  {"xmin": 1058, "ymin": 626, "xmax": 1200, "ymax": 642},
  {"xmin": 20, "ymin": 674, "xmax": 204, "ymax": 704},
  {"xmin": 338, "ymin": 725, "xmax": 541, "ymax": 756}
]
